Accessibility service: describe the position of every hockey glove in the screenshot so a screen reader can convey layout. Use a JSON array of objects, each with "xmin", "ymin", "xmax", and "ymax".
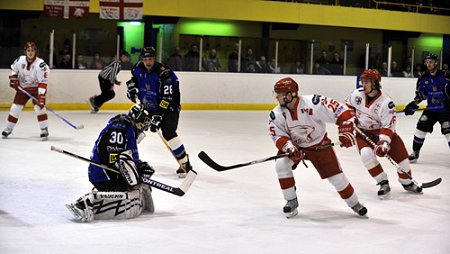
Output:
[
  {"xmin": 338, "ymin": 121, "xmax": 355, "ymax": 148},
  {"xmin": 375, "ymin": 140, "xmax": 390, "ymax": 157},
  {"xmin": 126, "ymin": 79, "xmax": 138, "ymax": 103},
  {"xmin": 404, "ymin": 101, "xmax": 419, "ymax": 115},
  {"xmin": 137, "ymin": 160, "xmax": 155, "ymax": 179},
  {"xmin": 281, "ymin": 140, "xmax": 304, "ymax": 165},
  {"xmin": 9, "ymin": 75, "xmax": 19, "ymax": 90},
  {"xmin": 149, "ymin": 114, "xmax": 162, "ymax": 132}
]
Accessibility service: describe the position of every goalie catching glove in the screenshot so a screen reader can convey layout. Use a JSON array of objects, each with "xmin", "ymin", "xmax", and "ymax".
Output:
[
  {"xmin": 281, "ymin": 140, "xmax": 305, "ymax": 164},
  {"xmin": 116, "ymin": 150, "xmax": 140, "ymax": 186},
  {"xmin": 338, "ymin": 121, "xmax": 355, "ymax": 148}
]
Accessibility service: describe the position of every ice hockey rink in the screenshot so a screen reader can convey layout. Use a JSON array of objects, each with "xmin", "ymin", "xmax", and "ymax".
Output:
[{"xmin": 0, "ymin": 110, "xmax": 449, "ymax": 254}]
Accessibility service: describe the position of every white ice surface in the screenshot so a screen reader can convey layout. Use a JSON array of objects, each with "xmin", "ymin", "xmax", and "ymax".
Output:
[{"xmin": 0, "ymin": 110, "xmax": 449, "ymax": 254}]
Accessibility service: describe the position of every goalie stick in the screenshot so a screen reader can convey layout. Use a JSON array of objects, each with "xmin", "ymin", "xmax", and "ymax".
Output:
[
  {"xmin": 198, "ymin": 142, "xmax": 340, "ymax": 172},
  {"xmin": 50, "ymin": 146, "xmax": 197, "ymax": 196},
  {"xmin": 354, "ymin": 127, "xmax": 441, "ymax": 188},
  {"xmin": 18, "ymin": 86, "xmax": 84, "ymax": 130}
]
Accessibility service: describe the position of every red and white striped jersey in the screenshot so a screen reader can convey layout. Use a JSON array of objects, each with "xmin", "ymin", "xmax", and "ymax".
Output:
[
  {"xmin": 269, "ymin": 94, "xmax": 353, "ymax": 149},
  {"xmin": 346, "ymin": 88, "xmax": 397, "ymax": 143},
  {"xmin": 11, "ymin": 56, "xmax": 49, "ymax": 89}
]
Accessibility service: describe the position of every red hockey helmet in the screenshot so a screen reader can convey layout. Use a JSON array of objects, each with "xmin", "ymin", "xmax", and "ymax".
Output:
[
  {"xmin": 274, "ymin": 77, "xmax": 299, "ymax": 94},
  {"xmin": 24, "ymin": 41, "xmax": 37, "ymax": 51},
  {"xmin": 360, "ymin": 69, "xmax": 381, "ymax": 82}
]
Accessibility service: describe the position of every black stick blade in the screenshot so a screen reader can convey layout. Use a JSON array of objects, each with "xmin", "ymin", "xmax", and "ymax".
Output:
[
  {"xmin": 198, "ymin": 151, "xmax": 234, "ymax": 171},
  {"xmin": 421, "ymin": 178, "xmax": 442, "ymax": 188}
]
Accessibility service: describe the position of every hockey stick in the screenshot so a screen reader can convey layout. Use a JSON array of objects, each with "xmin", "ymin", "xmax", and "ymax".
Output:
[
  {"xmin": 354, "ymin": 127, "xmax": 441, "ymax": 188},
  {"xmin": 397, "ymin": 106, "xmax": 443, "ymax": 114},
  {"xmin": 50, "ymin": 146, "xmax": 196, "ymax": 196},
  {"xmin": 198, "ymin": 142, "xmax": 340, "ymax": 172},
  {"xmin": 17, "ymin": 86, "xmax": 84, "ymax": 130}
]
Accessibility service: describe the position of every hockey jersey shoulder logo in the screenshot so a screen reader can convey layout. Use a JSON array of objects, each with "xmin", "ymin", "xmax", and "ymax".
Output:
[
  {"xmin": 312, "ymin": 95, "xmax": 321, "ymax": 105},
  {"xmin": 388, "ymin": 101, "xmax": 395, "ymax": 109},
  {"xmin": 269, "ymin": 111, "xmax": 276, "ymax": 120}
]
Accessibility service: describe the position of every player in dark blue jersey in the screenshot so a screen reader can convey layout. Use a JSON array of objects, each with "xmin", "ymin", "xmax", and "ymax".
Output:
[
  {"xmin": 66, "ymin": 104, "xmax": 155, "ymax": 222},
  {"xmin": 403, "ymin": 53, "xmax": 450, "ymax": 163},
  {"xmin": 126, "ymin": 46, "xmax": 193, "ymax": 178}
]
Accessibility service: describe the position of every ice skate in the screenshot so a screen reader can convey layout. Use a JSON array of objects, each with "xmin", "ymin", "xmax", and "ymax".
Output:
[
  {"xmin": 40, "ymin": 127, "xmax": 49, "ymax": 141},
  {"xmin": 408, "ymin": 151, "xmax": 419, "ymax": 163},
  {"xmin": 402, "ymin": 182, "xmax": 423, "ymax": 194},
  {"xmin": 89, "ymin": 96, "xmax": 99, "ymax": 113},
  {"xmin": 2, "ymin": 127, "xmax": 12, "ymax": 138},
  {"xmin": 283, "ymin": 198, "xmax": 298, "ymax": 218},
  {"xmin": 176, "ymin": 159, "xmax": 192, "ymax": 178},
  {"xmin": 377, "ymin": 180, "xmax": 391, "ymax": 199},
  {"xmin": 65, "ymin": 200, "xmax": 94, "ymax": 222},
  {"xmin": 351, "ymin": 202, "xmax": 368, "ymax": 217}
]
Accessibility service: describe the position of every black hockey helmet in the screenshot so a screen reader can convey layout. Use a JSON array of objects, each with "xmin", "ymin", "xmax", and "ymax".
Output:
[
  {"xmin": 424, "ymin": 53, "xmax": 438, "ymax": 61},
  {"xmin": 128, "ymin": 104, "xmax": 151, "ymax": 137},
  {"xmin": 141, "ymin": 47, "xmax": 156, "ymax": 58}
]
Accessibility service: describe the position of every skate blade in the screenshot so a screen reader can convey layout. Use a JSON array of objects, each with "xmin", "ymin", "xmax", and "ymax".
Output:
[
  {"xmin": 177, "ymin": 173, "xmax": 187, "ymax": 179},
  {"xmin": 378, "ymin": 192, "xmax": 391, "ymax": 200},
  {"xmin": 285, "ymin": 208, "xmax": 298, "ymax": 219},
  {"xmin": 65, "ymin": 204, "xmax": 83, "ymax": 221}
]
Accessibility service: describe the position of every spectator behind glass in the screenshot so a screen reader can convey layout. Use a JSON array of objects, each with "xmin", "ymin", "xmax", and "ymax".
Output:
[
  {"xmin": 120, "ymin": 51, "xmax": 133, "ymax": 70},
  {"xmin": 442, "ymin": 63, "xmax": 448, "ymax": 76},
  {"xmin": 402, "ymin": 64, "xmax": 414, "ymax": 78},
  {"xmin": 312, "ymin": 61, "xmax": 331, "ymax": 75},
  {"xmin": 183, "ymin": 44, "xmax": 200, "ymax": 71},
  {"xmin": 75, "ymin": 54, "xmax": 88, "ymax": 69},
  {"xmin": 167, "ymin": 47, "xmax": 183, "ymax": 71},
  {"xmin": 91, "ymin": 52, "xmax": 105, "ymax": 69},
  {"xmin": 329, "ymin": 51, "xmax": 344, "ymax": 75},
  {"xmin": 255, "ymin": 56, "xmax": 271, "ymax": 73},
  {"xmin": 242, "ymin": 48, "xmax": 256, "ymax": 73},
  {"xmin": 228, "ymin": 43, "xmax": 239, "ymax": 72},
  {"xmin": 379, "ymin": 62, "xmax": 388, "ymax": 76},
  {"xmin": 316, "ymin": 50, "xmax": 331, "ymax": 74},
  {"xmin": 289, "ymin": 59, "xmax": 304, "ymax": 74},
  {"xmin": 268, "ymin": 58, "xmax": 280, "ymax": 73},
  {"xmin": 414, "ymin": 63, "xmax": 423, "ymax": 78},
  {"xmin": 59, "ymin": 52, "xmax": 72, "ymax": 69},
  {"xmin": 391, "ymin": 61, "xmax": 403, "ymax": 77},
  {"xmin": 204, "ymin": 49, "xmax": 221, "ymax": 72}
]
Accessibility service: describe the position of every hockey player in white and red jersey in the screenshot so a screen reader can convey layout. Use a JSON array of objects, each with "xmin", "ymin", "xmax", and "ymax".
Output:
[
  {"xmin": 2, "ymin": 41, "xmax": 50, "ymax": 140},
  {"xmin": 269, "ymin": 77, "xmax": 367, "ymax": 218},
  {"xmin": 346, "ymin": 69, "xmax": 422, "ymax": 199}
]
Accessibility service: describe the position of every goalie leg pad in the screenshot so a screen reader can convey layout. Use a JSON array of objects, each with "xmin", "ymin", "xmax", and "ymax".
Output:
[
  {"xmin": 90, "ymin": 189, "xmax": 144, "ymax": 220},
  {"xmin": 119, "ymin": 150, "xmax": 139, "ymax": 186}
]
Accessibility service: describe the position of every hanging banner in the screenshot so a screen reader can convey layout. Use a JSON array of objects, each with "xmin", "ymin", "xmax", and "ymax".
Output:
[
  {"xmin": 44, "ymin": 0, "xmax": 90, "ymax": 19},
  {"xmin": 99, "ymin": 0, "xmax": 143, "ymax": 20}
]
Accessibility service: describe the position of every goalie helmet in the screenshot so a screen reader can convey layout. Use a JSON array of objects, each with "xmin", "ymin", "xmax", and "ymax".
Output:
[
  {"xmin": 141, "ymin": 47, "xmax": 156, "ymax": 58},
  {"xmin": 274, "ymin": 77, "xmax": 299, "ymax": 94},
  {"xmin": 128, "ymin": 104, "xmax": 151, "ymax": 138}
]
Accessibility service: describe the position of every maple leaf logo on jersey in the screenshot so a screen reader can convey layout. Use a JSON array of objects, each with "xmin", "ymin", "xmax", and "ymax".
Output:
[{"xmin": 288, "ymin": 124, "xmax": 315, "ymax": 144}]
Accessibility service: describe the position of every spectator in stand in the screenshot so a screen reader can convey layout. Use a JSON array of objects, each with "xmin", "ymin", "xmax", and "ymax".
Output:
[
  {"xmin": 91, "ymin": 52, "xmax": 105, "ymax": 70},
  {"xmin": 289, "ymin": 59, "xmax": 304, "ymax": 74},
  {"xmin": 379, "ymin": 62, "xmax": 388, "ymax": 76},
  {"xmin": 391, "ymin": 61, "xmax": 403, "ymax": 77},
  {"xmin": 59, "ymin": 52, "xmax": 72, "ymax": 69},
  {"xmin": 329, "ymin": 51, "xmax": 344, "ymax": 75},
  {"xmin": 255, "ymin": 56, "xmax": 271, "ymax": 73},
  {"xmin": 268, "ymin": 58, "xmax": 280, "ymax": 73},
  {"xmin": 183, "ymin": 44, "xmax": 200, "ymax": 71},
  {"xmin": 312, "ymin": 61, "xmax": 331, "ymax": 75},
  {"xmin": 402, "ymin": 64, "xmax": 414, "ymax": 78},
  {"xmin": 414, "ymin": 63, "xmax": 423, "ymax": 78},
  {"xmin": 442, "ymin": 63, "xmax": 449, "ymax": 76},
  {"xmin": 228, "ymin": 43, "xmax": 239, "ymax": 72},
  {"xmin": 120, "ymin": 51, "xmax": 133, "ymax": 70},
  {"xmin": 242, "ymin": 48, "xmax": 256, "ymax": 73},
  {"xmin": 75, "ymin": 54, "xmax": 88, "ymax": 69},
  {"xmin": 167, "ymin": 46, "xmax": 183, "ymax": 71},
  {"xmin": 316, "ymin": 50, "xmax": 331, "ymax": 74},
  {"xmin": 204, "ymin": 49, "xmax": 221, "ymax": 72}
]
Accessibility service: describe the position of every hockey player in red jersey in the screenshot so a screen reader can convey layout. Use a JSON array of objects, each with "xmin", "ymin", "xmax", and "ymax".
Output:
[
  {"xmin": 269, "ymin": 77, "xmax": 367, "ymax": 218},
  {"xmin": 346, "ymin": 69, "xmax": 423, "ymax": 199},
  {"xmin": 2, "ymin": 41, "xmax": 50, "ymax": 140}
]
